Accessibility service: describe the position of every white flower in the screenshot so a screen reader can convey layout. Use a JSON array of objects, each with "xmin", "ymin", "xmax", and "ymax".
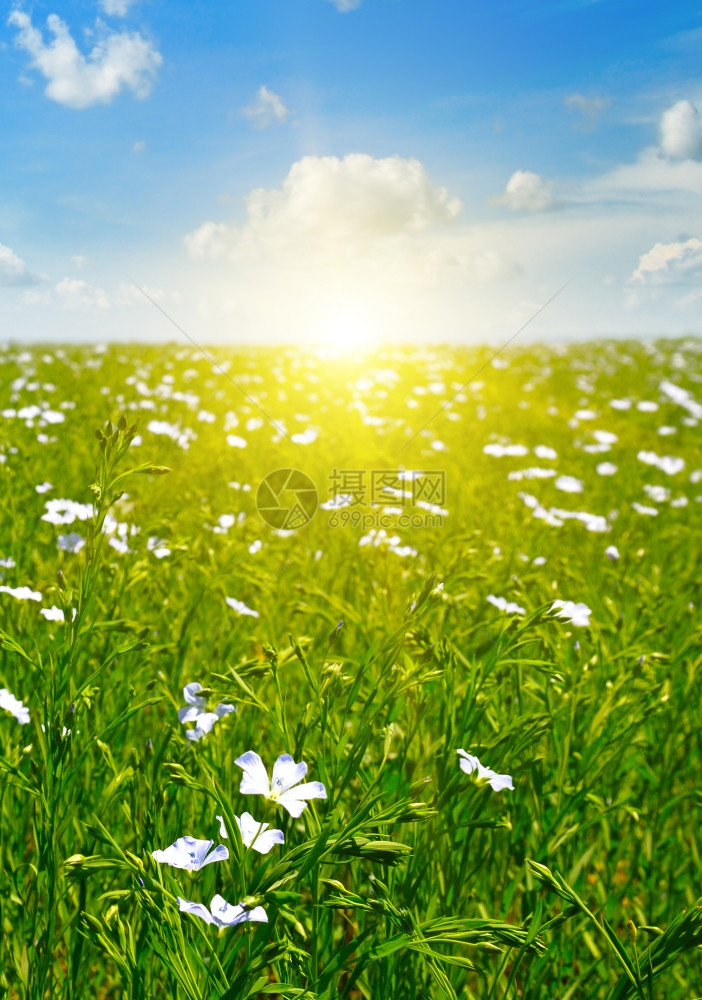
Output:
[
  {"xmin": 631, "ymin": 502, "xmax": 658, "ymax": 517},
  {"xmin": 637, "ymin": 451, "xmax": 684, "ymax": 475},
  {"xmin": 291, "ymin": 428, "xmax": 318, "ymax": 445},
  {"xmin": 483, "ymin": 443, "xmax": 528, "ymax": 457},
  {"xmin": 487, "ymin": 594, "xmax": 525, "ymax": 616},
  {"xmin": 177, "ymin": 894, "xmax": 267, "ymax": 928},
  {"xmin": 0, "ymin": 585, "xmax": 42, "ymax": 602},
  {"xmin": 108, "ymin": 537, "xmax": 130, "ymax": 554},
  {"xmin": 225, "ymin": 597, "xmax": 259, "ymax": 618},
  {"xmin": 35, "ymin": 481, "xmax": 53, "ymax": 494},
  {"xmin": 41, "ymin": 498, "xmax": 93, "ymax": 524},
  {"xmin": 596, "ymin": 462, "xmax": 618, "ymax": 476},
  {"xmin": 226, "ymin": 434, "xmax": 248, "ymax": 448},
  {"xmin": 57, "ymin": 532, "xmax": 85, "ymax": 553},
  {"xmin": 0, "ymin": 687, "xmax": 30, "ymax": 724},
  {"xmin": 235, "ymin": 751, "xmax": 327, "ymax": 817},
  {"xmin": 216, "ymin": 811, "xmax": 284, "ymax": 854},
  {"xmin": 152, "ymin": 836, "xmax": 229, "ymax": 870},
  {"xmin": 554, "ymin": 475, "xmax": 584, "ymax": 494},
  {"xmin": 457, "ymin": 749, "xmax": 513, "ymax": 792},
  {"xmin": 40, "ymin": 606, "xmax": 65, "ymax": 623},
  {"xmin": 605, "ymin": 545, "xmax": 620, "ymax": 561},
  {"xmin": 643, "ymin": 484, "xmax": 670, "ymax": 503},
  {"xmin": 178, "ymin": 682, "xmax": 235, "ymax": 742},
  {"xmin": 147, "ymin": 537, "xmax": 171, "ymax": 559},
  {"xmin": 550, "ymin": 600, "xmax": 592, "ymax": 627}
]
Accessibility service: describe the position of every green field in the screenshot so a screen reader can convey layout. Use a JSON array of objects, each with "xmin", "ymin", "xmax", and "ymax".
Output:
[{"xmin": 0, "ymin": 337, "xmax": 701, "ymax": 999}]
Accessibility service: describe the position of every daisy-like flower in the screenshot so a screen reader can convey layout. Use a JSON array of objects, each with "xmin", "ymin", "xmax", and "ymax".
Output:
[
  {"xmin": 457, "ymin": 749, "xmax": 513, "ymax": 792},
  {"xmin": 235, "ymin": 751, "xmax": 327, "ymax": 817},
  {"xmin": 177, "ymin": 894, "xmax": 267, "ymax": 928},
  {"xmin": 216, "ymin": 811, "xmax": 285, "ymax": 855},
  {"xmin": 0, "ymin": 688, "xmax": 30, "ymax": 725},
  {"xmin": 550, "ymin": 600, "xmax": 592, "ymax": 627},
  {"xmin": 178, "ymin": 682, "xmax": 235, "ymax": 742},
  {"xmin": 151, "ymin": 836, "xmax": 229, "ymax": 870}
]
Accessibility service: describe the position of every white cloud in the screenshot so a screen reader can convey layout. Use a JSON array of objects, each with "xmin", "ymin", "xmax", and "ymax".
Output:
[
  {"xmin": 586, "ymin": 147, "xmax": 702, "ymax": 201},
  {"xmin": 186, "ymin": 154, "xmax": 463, "ymax": 260},
  {"xmin": 181, "ymin": 155, "xmax": 529, "ymax": 342},
  {"xmin": 26, "ymin": 278, "xmax": 109, "ymax": 310},
  {"xmin": 564, "ymin": 93, "xmax": 609, "ymax": 129},
  {"xmin": 240, "ymin": 86, "xmax": 291, "ymax": 129},
  {"xmin": 324, "ymin": 0, "xmax": 363, "ymax": 11},
  {"xmin": 462, "ymin": 249, "xmax": 521, "ymax": 283},
  {"xmin": 99, "ymin": 0, "xmax": 139, "ymax": 15},
  {"xmin": 660, "ymin": 100, "xmax": 702, "ymax": 161},
  {"xmin": 114, "ymin": 282, "xmax": 167, "ymax": 305},
  {"xmin": 55, "ymin": 278, "xmax": 109, "ymax": 309},
  {"xmin": 0, "ymin": 243, "xmax": 40, "ymax": 286},
  {"xmin": 185, "ymin": 221, "xmax": 231, "ymax": 260},
  {"xmin": 8, "ymin": 11, "xmax": 162, "ymax": 109},
  {"xmin": 630, "ymin": 238, "xmax": 702, "ymax": 285},
  {"xmin": 131, "ymin": 139, "xmax": 146, "ymax": 153},
  {"xmin": 497, "ymin": 170, "xmax": 559, "ymax": 212}
]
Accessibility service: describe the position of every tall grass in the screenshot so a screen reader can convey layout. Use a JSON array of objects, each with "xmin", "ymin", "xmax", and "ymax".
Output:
[{"xmin": 0, "ymin": 337, "xmax": 700, "ymax": 998}]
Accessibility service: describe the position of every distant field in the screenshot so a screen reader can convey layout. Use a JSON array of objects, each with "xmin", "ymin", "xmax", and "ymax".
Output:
[{"xmin": 0, "ymin": 337, "xmax": 700, "ymax": 999}]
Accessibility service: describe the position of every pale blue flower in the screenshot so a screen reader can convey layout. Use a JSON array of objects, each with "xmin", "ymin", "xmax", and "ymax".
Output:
[
  {"xmin": 177, "ymin": 894, "xmax": 267, "ymax": 928},
  {"xmin": 151, "ymin": 836, "xmax": 228, "ymax": 870},
  {"xmin": 457, "ymin": 749, "xmax": 513, "ymax": 792},
  {"xmin": 216, "ymin": 811, "xmax": 284, "ymax": 854},
  {"xmin": 235, "ymin": 751, "xmax": 327, "ymax": 817},
  {"xmin": 178, "ymin": 682, "xmax": 235, "ymax": 742},
  {"xmin": 550, "ymin": 600, "xmax": 592, "ymax": 627}
]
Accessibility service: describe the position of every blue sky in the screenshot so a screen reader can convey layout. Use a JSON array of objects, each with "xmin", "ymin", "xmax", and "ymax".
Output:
[{"xmin": 1, "ymin": 0, "xmax": 701, "ymax": 345}]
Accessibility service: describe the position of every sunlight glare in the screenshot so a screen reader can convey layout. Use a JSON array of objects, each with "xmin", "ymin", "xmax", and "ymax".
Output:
[{"xmin": 313, "ymin": 304, "xmax": 379, "ymax": 356}]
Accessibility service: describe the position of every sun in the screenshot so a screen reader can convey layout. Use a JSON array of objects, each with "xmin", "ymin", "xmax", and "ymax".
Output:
[{"xmin": 312, "ymin": 303, "xmax": 379, "ymax": 356}]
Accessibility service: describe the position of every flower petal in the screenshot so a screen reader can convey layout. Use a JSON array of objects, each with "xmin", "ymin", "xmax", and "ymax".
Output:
[
  {"xmin": 241, "ymin": 905, "xmax": 268, "ymax": 923},
  {"xmin": 249, "ymin": 828, "xmax": 285, "ymax": 854},
  {"xmin": 183, "ymin": 682, "xmax": 206, "ymax": 708},
  {"xmin": 235, "ymin": 750, "xmax": 270, "ymax": 796},
  {"xmin": 178, "ymin": 897, "xmax": 215, "ymax": 924},
  {"xmin": 236, "ymin": 811, "xmax": 284, "ymax": 853},
  {"xmin": 177, "ymin": 706, "xmax": 200, "ymax": 724},
  {"xmin": 193, "ymin": 712, "xmax": 219, "ymax": 735},
  {"xmin": 488, "ymin": 772, "xmax": 514, "ymax": 792},
  {"xmin": 214, "ymin": 702, "xmax": 235, "ymax": 719},
  {"xmin": 152, "ymin": 837, "xmax": 224, "ymax": 870},
  {"xmin": 271, "ymin": 753, "xmax": 308, "ymax": 794},
  {"xmin": 198, "ymin": 843, "xmax": 229, "ymax": 867},
  {"xmin": 276, "ymin": 781, "xmax": 327, "ymax": 817}
]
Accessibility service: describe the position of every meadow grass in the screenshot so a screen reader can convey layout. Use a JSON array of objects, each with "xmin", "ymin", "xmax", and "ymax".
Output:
[{"xmin": 0, "ymin": 337, "xmax": 700, "ymax": 999}]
